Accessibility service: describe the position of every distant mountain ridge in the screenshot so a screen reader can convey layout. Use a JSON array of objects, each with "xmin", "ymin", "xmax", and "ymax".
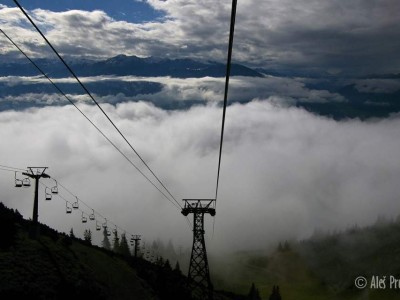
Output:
[{"xmin": 0, "ymin": 54, "xmax": 264, "ymax": 78}]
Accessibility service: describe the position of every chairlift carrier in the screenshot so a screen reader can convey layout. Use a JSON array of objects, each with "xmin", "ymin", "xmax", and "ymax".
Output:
[
  {"xmin": 45, "ymin": 187, "xmax": 52, "ymax": 200},
  {"xmin": 81, "ymin": 212, "xmax": 87, "ymax": 223},
  {"xmin": 22, "ymin": 177, "xmax": 31, "ymax": 187},
  {"xmin": 72, "ymin": 196, "xmax": 79, "ymax": 209},
  {"xmin": 51, "ymin": 179, "xmax": 58, "ymax": 194},
  {"xmin": 66, "ymin": 202, "xmax": 72, "ymax": 214},
  {"xmin": 14, "ymin": 172, "xmax": 22, "ymax": 187}
]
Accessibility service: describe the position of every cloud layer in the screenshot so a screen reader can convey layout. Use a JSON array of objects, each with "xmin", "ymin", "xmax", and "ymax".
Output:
[
  {"xmin": 0, "ymin": 74, "xmax": 346, "ymax": 110},
  {"xmin": 1, "ymin": 0, "xmax": 400, "ymax": 75},
  {"xmin": 1, "ymin": 100, "xmax": 400, "ymax": 252}
]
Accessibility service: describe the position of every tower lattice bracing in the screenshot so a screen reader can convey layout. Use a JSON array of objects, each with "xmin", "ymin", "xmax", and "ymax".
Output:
[{"xmin": 182, "ymin": 199, "xmax": 215, "ymax": 300}]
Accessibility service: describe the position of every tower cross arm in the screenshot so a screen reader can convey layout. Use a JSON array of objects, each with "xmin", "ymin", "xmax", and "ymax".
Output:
[{"xmin": 181, "ymin": 199, "xmax": 216, "ymax": 216}]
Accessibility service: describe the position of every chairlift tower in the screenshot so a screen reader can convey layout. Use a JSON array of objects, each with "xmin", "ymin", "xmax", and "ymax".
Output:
[
  {"xmin": 182, "ymin": 199, "xmax": 215, "ymax": 300},
  {"xmin": 22, "ymin": 167, "xmax": 50, "ymax": 238},
  {"xmin": 130, "ymin": 235, "xmax": 141, "ymax": 258}
]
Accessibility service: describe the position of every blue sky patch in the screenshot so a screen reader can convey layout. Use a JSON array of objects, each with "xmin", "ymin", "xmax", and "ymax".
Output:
[{"xmin": 2, "ymin": 0, "xmax": 165, "ymax": 23}]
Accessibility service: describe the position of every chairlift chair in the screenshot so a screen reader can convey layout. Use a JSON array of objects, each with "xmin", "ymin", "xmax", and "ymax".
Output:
[
  {"xmin": 22, "ymin": 178, "xmax": 31, "ymax": 187},
  {"xmin": 89, "ymin": 209, "xmax": 95, "ymax": 221},
  {"xmin": 45, "ymin": 187, "xmax": 52, "ymax": 201},
  {"xmin": 51, "ymin": 180, "xmax": 58, "ymax": 194},
  {"xmin": 72, "ymin": 197, "xmax": 79, "ymax": 209},
  {"xmin": 106, "ymin": 230, "xmax": 111, "ymax": 236},
  {"xmin": 95, "ymin": 221, "xmax": 101, "ymax": 231},
  {"xmin": 14, "ymin": 172, "xmax": 22, "ymax": 187},
  {"xmin": 15, "ymin": 179, "xmax": 22, "ymax": 188},
  {"xmin": 66, "ymin": 203, "xmax": 72, "ymax": 214},
  {"xmin": 112, "ymin": 227, "xmax": 118, "ymax": 235},
  {"xmin": 102, "ymin": 218, "xmax": 108, "ymax": 228},
  {"xmin": 81, "ymin": 212, "xmax": 87, "ymax": 223}
]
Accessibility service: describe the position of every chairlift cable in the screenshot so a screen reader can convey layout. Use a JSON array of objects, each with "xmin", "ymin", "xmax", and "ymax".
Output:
[
  {"xmin": 39, "ymin": 180, "xmax": 136, "ymax": 236},
  {"xmin": 0, "ymin": 166, "xmax": 20, "ymax": 173},
  {"xmin": 56, "ymin": 178, "xmax": 191, "ymax": 229},
  {"xmin": 0, "ymin": 28, "xmax": 180, "ymax": 211},
  {"xmin": 0, "ymin": 164, "xmax": 26, "ymax": 172},
  {"xmin": 0, "ymin": 166, "xmax": 149, "ymax": 236},
  {"xmin": 13, "ymin": 0, "xmax": 182, "ymax": 210}
]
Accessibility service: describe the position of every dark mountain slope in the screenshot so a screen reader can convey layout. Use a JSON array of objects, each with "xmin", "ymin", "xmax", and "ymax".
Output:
[
  {"xmin": 0, "ymin": 203, "xmax": 157, "ymax": 299},
  {"xmin": 0, "ymin": 202, "xmax": 243, "ymax": 300},
  {"xmin": 0, "ymin": 55, "xmax": 264, "ymax": 78}
]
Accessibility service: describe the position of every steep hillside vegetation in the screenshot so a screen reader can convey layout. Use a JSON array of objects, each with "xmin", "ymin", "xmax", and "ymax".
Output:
[{"xmin": 3, "ymin": 200, "xmax": 400, "ymax": 299}]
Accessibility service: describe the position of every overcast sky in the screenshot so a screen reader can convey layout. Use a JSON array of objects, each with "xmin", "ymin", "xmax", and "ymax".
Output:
[
  {"xmin": 0, "ymin": 0, "xmax": 400, "ymax": 254},
  {"xmin": 1, "ymin": 0, "xmax": 400, "ymax": 75}
]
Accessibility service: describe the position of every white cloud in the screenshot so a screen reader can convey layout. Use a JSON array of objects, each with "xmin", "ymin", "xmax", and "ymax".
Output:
[
  {"xmin": 1, "ymin": 100, "xmax": 400, "ymax": 252},
  {"xmin": 0, "ymin": 74, "xmax": 346, "ymax": 107},
  {"xmin": 1, "ymin": 0, "xmax": 400, "ymax": 74}
]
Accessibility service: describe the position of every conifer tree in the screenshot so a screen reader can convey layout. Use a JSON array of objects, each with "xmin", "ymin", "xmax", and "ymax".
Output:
[
  {"xmin": 248, "ymin": 282, "xmax": 262, "ymax": 300},
  {"xmin": 174, "ymin": 261, "xmax": 182, "ymax": 275},
  {"xmin": 83, "ymin": 229, "xmax": 92, "ymax": 245},
  {"xmin": 112, "ymin": 230, "xmax": 120, "ymax": 252},
  {"xmin": 269, "ymin": 285, "xmax": 282, "ymax": 300},
  {"xmin": 69, "ymin": 228, "xmax": 75, "ymax": 238},
  {"xmin": 102, "ymin": 227, "xmax": 111, "ymax": 250},
  {"xmin": 119, "ymin": 233, "xmax": 131, "ymax": 257},
  {"xmin": 283, "ymin": 240, "xmax": 290, "ymax": 252},
  {"xmin": 164, "ymin": 259, "xmax": 172, "ymax": 271}
]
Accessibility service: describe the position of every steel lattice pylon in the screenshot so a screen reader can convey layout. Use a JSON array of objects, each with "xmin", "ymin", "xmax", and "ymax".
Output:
[{"xmin": 182, "ymin": 199, "xmax": 215, "ymax": 300}]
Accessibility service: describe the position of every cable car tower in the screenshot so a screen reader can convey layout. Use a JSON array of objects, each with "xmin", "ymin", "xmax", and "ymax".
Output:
[{"xmin": 182, "ymin": 199, "xmax": 215, "ymax": 300}]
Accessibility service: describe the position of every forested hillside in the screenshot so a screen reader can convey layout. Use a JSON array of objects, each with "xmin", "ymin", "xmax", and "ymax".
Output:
[{"xmin": 0, "ymin": 202, "xmax": 243, "ymax": 300}]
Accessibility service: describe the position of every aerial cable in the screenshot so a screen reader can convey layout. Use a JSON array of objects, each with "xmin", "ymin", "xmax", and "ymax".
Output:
[
  {"xmin": 13, "ymin": 0, "xmax": 181, "ymax": 209},
  {"xmin": 39, "ymin": 180, "xmax": 135, "ymax": 237},
  {"xmin": 0, "ymin": 166, "xmax": 20, "ymax": 173},
  {"xmin": 0, "ymin": 28, "xmax": 181, "ymax": 211},
  {"xmin": 56, "ymin": 176, "xmax": 192, "ymax": 228},
  {"xmin": 1, "ymin": 164, "xmax": 190, "ymax": 238},
  {"xmin": 215, "ymin": 0, "xmax": 237, "ymax": 202},
  {"xmin": 0, "ymin": 164, "xmax": 26, "ymax": 172},
  {"xmin": 213, "ymin": 0, "xmax": 237, "ymax": 236}
]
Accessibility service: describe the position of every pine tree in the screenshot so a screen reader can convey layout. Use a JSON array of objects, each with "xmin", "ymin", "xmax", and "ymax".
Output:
[
  {"xmin": 174, "ymin": 261, "xmax": 182, "ymax": 275},
  {"xmin": 269, "ymin": 285, "xmax": 282, "ymax": 300},
  {"xmin": 69, "ymin": 228, "xmax": 75, "ymax": 238},
  {"xmin": 164, "ymin": 259, "xmax": 172, "ymax": 271},
  {"xmin": 165, "ymin": 239, "xmax": 177, "ymax": 262},
  {"xmin": 102, "ymin": 227, "xmax": 111, "ymax": 250},
  {"xmin": 156, "ymin": 256, "xmax": 164, "ymax": 266},
  {"xmin": 248, "ymin": 283, "xmax": 262, "ymax": 300},
  {"xmin": 119, "ymin": 233, "xmax": 131, "ymax": 257},
  {"xmin": 283, "ymin": 240, "xmax": 291, "ymax": 252},
  {"xmin": 83, "ymin": 229, "xmax": 92, "ymax": 245},
  {"xmin": 112, "ymin": 230, "xmax": 120, "ymax": 252}
]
